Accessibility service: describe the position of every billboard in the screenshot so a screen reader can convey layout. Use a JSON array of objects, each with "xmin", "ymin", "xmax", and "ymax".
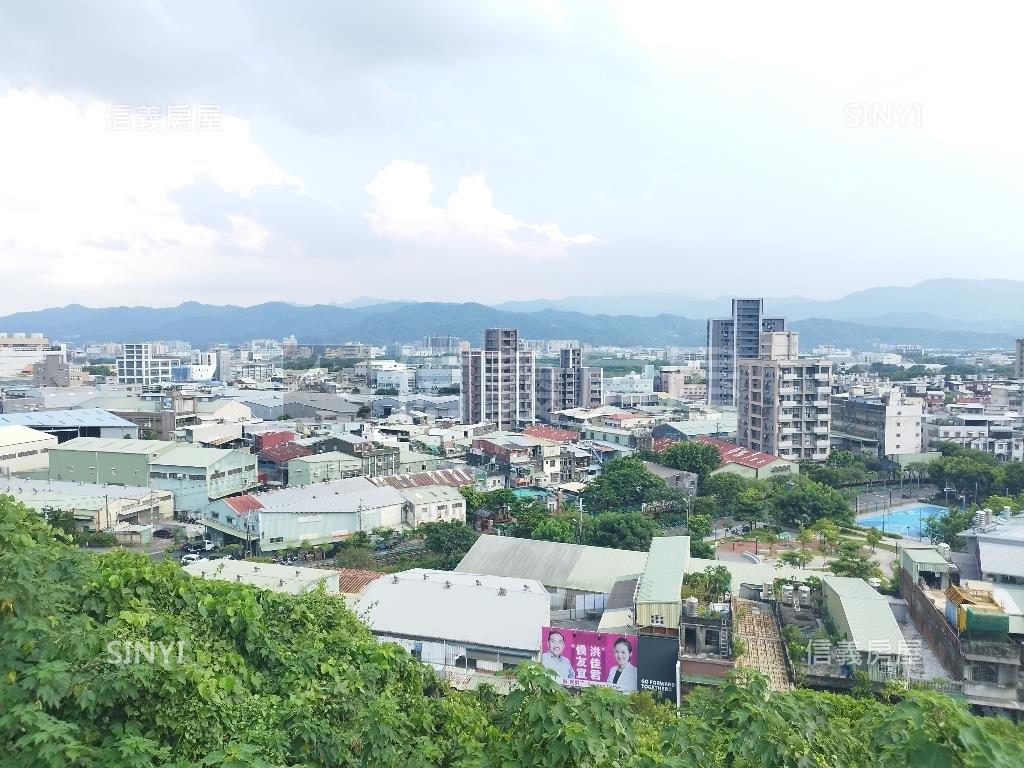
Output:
[
  {"xmin": 637, "ymin": 633, "xmax": 679, "ymax": 704},
  {"xmin": 540, "ymin": 627, "xmax": 638, "ymax": 692}
]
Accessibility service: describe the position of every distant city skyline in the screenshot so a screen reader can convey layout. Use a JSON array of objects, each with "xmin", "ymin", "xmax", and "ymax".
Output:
[{"xmin": 3, "ymin": 2, "xmax": 1024, "ymax": 312}]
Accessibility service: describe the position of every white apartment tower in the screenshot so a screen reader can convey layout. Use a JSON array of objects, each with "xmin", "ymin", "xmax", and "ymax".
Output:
[
  {"xmin": 737, "ymin": 331, "xmax": 833, "ymax": 461},
  {"xmin": 117, "ymin": 343, "xmax": 181, "ymax": 386},
  {"xmin": 461, "ymin": 328, "xmax": 535, "ymax": 428},
  {"xmin": 707, "ymin": 299, "xmax": 787, "ymax": 407},
  {"xmin": 1016, "ymin": 338, "xmax": 1024, "ymax": 379}
]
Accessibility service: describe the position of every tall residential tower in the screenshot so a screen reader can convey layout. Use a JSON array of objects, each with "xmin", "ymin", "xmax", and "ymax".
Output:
[
  {"xmin": 736, "ymin": 331, "xmax": 832, "ymax": 462},
  {"xmin": 707, "ymin": 299, "xmax": 786, "ymax": 407},
  {"xmin": 535, "ymin": 345, "xmax": 603, "ymax": 422},
  {"xmin": 461, "ymin": 328, "xmax": 536, "ymax": 428}
]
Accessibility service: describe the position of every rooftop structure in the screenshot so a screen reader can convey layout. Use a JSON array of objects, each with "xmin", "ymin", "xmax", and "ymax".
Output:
[
  {"xmin": 184, "ymin": 559, "xmax": 340, "ymax": 595},
  {"xmin": 456, "ymin": 535, "xmax": 649, "ymax": 594},
  {"xmin": 359, "ymin": 568, "xmax": 549, "ymax": 654}
]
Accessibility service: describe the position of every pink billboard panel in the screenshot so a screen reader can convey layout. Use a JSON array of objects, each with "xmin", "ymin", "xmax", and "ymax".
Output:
[{"xmin": 540, "ymin": 627, "xmax": 638, "ymax": 692}]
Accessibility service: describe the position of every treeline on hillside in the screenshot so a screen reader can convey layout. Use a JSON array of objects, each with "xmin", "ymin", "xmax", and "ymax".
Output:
[{"xmin": 1, "ymin": 495, "xmax": 1022, "ymax": 767}]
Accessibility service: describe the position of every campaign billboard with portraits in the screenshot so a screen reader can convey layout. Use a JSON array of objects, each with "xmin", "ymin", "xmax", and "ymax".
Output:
[{"xmin": 539, "ymin": 627, "xmax": 638, "ymax": 692}]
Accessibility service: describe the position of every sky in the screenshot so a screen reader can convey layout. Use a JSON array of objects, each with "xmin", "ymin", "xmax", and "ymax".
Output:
[{"xmin": 2, "ymin": 0, "xmax": 1023, "ymax": 312}]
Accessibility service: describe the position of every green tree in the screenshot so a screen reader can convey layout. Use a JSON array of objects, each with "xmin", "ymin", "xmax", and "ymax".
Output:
[
  {"xmin": 732, "ymin": 484, "xmax": 774, "ymax": 525},
  {"xmin": 924, "ymin": 506, "xmax": 976, "ymax": 549},
  {"xmin": 583, "ymin": 512, "xmax": 658, "ymax": 551},
  {"xmin": 682, "ymin": 565, "xmax": 732, "ymax": 603},
  {"xmin": 1002, "ymin": 462, "xmax": 1024, "ymax": 495},
  {"xmin": 687, "ymin": 513, "xmax": 712, "ymax": 541},
  {"xmin": 507, "ymin": 499, "xmax": 549, "ymax": 539},
  {"xmin": 661, "ymin": 441, "xmax": 722, "ymax": 477},
  {"xmin": 581, "ymin": 456, "xmax": 667, "ymax": 512},
  {"xmin": 699, "ymin": 472, "xmax": 747, "ymax": 506},
  {"xmin": 530, "ymin": 517, "xmax": 576, "ymax": 543},
  {"xmin": 422, "ymin": 520, "xmax": 477, "ymax": 561},
  {"xmin": 779, "ymin": 549, "xmax": 813, "ymax": 568},
  {"xmin": 865, "ymin": 528, "xmax": 884, "ymax": 552},
  {"xmin": 772, "ymin": 476, "xmax": 852, "ymax": 528}
]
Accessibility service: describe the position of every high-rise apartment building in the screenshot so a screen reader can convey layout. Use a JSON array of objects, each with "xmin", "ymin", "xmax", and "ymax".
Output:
[
  {"xmin": 461, "ymin": 329, "xmax": 535, "ymax": 428},
  {"xmin": 535, "ymin": 345, "xmax": 603, "ymax": 422},
  {"xmin": 116, "ymin": 343, "xmax": 181, "ymax": 386},
  {"xmin": 830, "ymin": 388, "xmax": 923, "ymax": 458},
  {"xmin": 1016, "ymin": 338, "xmax": 1024, "ymax": 379},
  {"xmin": 736, "ymin": 331, "xmax": 832, "ymax": 462},
  {"xmin": 707, "ymin": 299, "xmax": 786, "ymax": 407}
]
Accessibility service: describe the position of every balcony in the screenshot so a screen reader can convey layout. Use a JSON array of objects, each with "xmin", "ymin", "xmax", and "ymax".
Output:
[
  {"xmin": 813, "ymin": 425, "xmax": 829, "ymax": 435},
  {"xmin": 779, "ymin": 386, "xmax": 797, "ymax": 396},
  {"xmin": 781, "ymin": 427, "xmax": 798, "ymax": 436},
  {"xmin": 816, "ymin": 386, "xmax": 832, "ymax": 394},
  {"xmin": 811, "ymin": 452, "xmax": 829, "ymax": 461},
  {"xmin": 813, "ymin": 400, "xmax": 830, "ymax": 408},
  {"xmin": 814, "ymin": 373, "xmax": 830, "ymax": 382}
]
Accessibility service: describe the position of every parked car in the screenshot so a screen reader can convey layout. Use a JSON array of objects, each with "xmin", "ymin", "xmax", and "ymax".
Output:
[{"xmin": 181, "ymin": 554, "xmax": 205, "ymax": 565}]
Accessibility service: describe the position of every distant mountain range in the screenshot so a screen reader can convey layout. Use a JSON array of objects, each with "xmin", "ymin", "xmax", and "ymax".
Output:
[
  {"xmin": 494, "ymin": 278, "xmax": 1024, "ymax": 333},
  {"xmin": 1, "ymin": 281, "xmax": 1020, "ymax": 350}
]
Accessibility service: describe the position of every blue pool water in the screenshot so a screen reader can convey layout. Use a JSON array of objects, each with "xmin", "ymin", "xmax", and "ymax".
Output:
[
  {"xmin": 513, "ymin": 488, "xmax": 548, "ymax": 499},
  {"xmin": 856, "ymin": 503, "xmax": 946, "ymax": 540}
]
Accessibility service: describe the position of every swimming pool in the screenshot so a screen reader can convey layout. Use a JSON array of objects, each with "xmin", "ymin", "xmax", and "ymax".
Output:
[{"xmin": 856, "ymin": 503, "xmax": 947, "ymax": 540}]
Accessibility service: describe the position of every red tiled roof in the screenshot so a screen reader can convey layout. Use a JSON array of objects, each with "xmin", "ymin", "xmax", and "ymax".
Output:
[
  {"xmin": 696, "ymin": 436, "xmax": 789, "ymax": 470},
  {"xmin": 224, "ymin": 495, "xmax": 264, "ymax": 515},
  {"xmin": 523, "ymin": 425, "xmax": 579, "ymax": 443},
  {"xmin": 369, "ymin": 467, "xmax": 476, "ymax": 489},
  {"xmin": 259, "ymin": 442, "xmax": 312, "ymax": 464},
  {"xmin": 651, "ymin": 436, "xmax": 680, "ymax": 453},
  {"xmin": 336, "ymin": 568, "xmax": 382, "ymax": 595}
]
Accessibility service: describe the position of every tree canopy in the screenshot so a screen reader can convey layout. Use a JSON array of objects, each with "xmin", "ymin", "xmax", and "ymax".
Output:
[
  {"xmin": 1, "ymin": 494, "xmax": 1022, "ymax": 767},
  {"xmin": 660, "ymin": 441, "xmax": 721, "ymax": 478}
]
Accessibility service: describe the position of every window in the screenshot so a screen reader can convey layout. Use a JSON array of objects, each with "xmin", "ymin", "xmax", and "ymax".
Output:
[{"xmin": 269, "ymin": 536, "xmax": 284, "ymax": 544}]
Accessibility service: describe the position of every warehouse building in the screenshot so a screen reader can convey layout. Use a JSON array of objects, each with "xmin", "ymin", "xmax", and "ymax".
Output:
[
  {"xmin": 0, "ymin": 425, "xmax": 58, "ymax": 475},
  {"xmin": 47, "ymin": 437, "xmax": 257, "ymax": 512},
  {"xmin": 0, "ymin": 408, "xmax": 138, "ymax": 442},
  {"xmin": 0, "ymin": 476, "xmax": 174, "ymax": 532},
  {"xmin": 286, "ymin": 452, "xmax": 363, "ymax": 485},
  {"xmin": 184, "ymin": 559, "xmax": 340, "ymax": 595},
  {"xmin": 456, "ymin": 535, "xmax": 649, "ymax": 618},
  {"xmin": 358, "ymin": 569, "xmax": 550, "ymax": 674}
]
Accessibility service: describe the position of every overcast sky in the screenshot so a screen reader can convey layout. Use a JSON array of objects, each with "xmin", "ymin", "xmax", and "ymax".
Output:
[{"xmin": 2, "ymin": 1, "xmax": 1023, "ymax": 312}]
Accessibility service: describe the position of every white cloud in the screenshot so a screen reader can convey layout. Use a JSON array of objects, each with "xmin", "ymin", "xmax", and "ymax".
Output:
[
  {"xmin": 0, "ymin": 89, "xmax": 300, "ymax": 306},
  {"xmin": 365, "ymin": 160, "xmax": 600, "ymax": 256}
]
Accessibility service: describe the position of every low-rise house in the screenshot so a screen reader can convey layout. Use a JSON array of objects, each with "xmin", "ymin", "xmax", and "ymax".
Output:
[
  {"xmin": 201, "ymin": 476, "xmax": 406, "ymax": 552},
  {"xmin": 469, "ymin": 432, "xmax": 561, "ymax": 488},
  {"xmin": 695, "ymin": 436, "xmax": 798, "ymax": 480},
  {"xmin": 398, "ymin": 485, "xmax": 467, "ymax": 527},
  {"xmin": 286, "ymin": 452, "xmax": 363, "ymax": 485}
]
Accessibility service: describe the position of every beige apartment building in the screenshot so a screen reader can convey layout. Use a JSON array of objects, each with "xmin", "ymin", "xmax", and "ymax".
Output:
[{"xmin": 737, "ymin": 331, "xmax": 832, "ymax": 462}]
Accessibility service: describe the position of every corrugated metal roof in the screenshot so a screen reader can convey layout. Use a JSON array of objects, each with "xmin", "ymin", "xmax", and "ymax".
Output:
[
  {"xmin": 54, "ymin": 437, "xmax": 170, "ymax": 454},
  {"xmin": 288, "ymin": 451, "xmax": 362, "ymax": 468},
  {"xmin": 635, "ymin": 536, "xmax": 689, "ymax": 604},
  {"xmin": 900, "ymin": 546, "xmax": 950, "ymax": 567},
  {"xmin": 368, "ymin": 467, "xmax": 476, "ymax": 489},
  {"xmin": 823, "ymin": 576, "xmax": 905, "ymax": 653},
  {"xmin": 155, "ymin": 444, "xmax": 251, "ymax": 469},
  {"xmin": 979, "ymin": 542, "xmax": 1024, "ymax": 579},
  {"xmin": 248, "ymin": 476, "xmax": 405, "ymax": 515},
  {"xmin": 455, "ymin": 535, "xmax": 648, "ymax": 594},
  {"xmin": 0, "ymin": 408, "xmax": 137, "ymax": 429},
  {"xmin": 397, "ymin": 485, "xmax": 464, "ymax": 504},
  {"xmin": 336, "ymin": 568, "xmax": 382, "ymax": 595},
  {"xmin": 358, "ymin": 568, "xmax": 549, "ymax": 652},
  {"xmin": 0, "ymin": 424, "xmax": 57, "ymax": 448}
]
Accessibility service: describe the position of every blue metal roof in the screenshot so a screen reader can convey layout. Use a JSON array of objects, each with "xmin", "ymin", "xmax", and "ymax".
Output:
[{"xmin": 0, "ymin": 408, "xmax": 136, "ymax": 429}]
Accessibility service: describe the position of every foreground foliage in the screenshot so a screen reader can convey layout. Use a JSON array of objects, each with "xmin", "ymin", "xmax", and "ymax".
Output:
[{"xmin": 2, "ymin": 495, "xmax": 1022, "ymax": 767}]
